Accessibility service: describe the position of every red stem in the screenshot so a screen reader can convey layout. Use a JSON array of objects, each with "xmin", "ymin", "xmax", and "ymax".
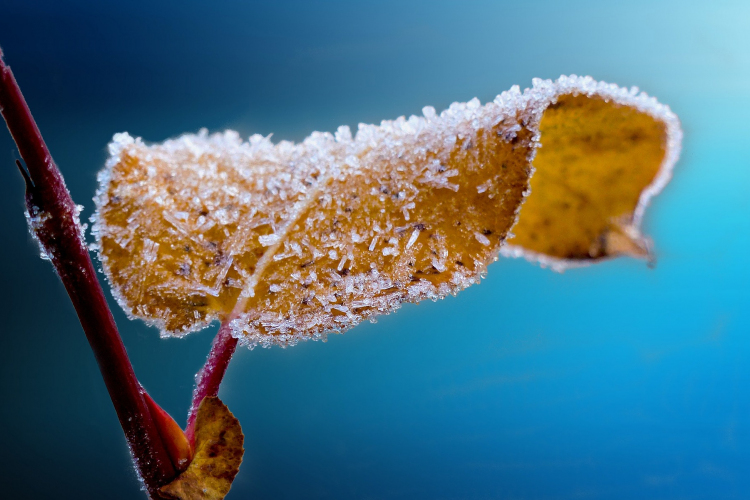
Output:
[
  {"xmin": 185, "ymin": 321, "xmax": 238, "ymax": 443},
  {"xmin": 0, "ymin": 49, "xmax": 177, "ymax": 497}
]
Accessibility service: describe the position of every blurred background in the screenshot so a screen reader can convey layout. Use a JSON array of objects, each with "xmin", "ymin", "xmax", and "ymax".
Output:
[{"xmin": 1, "ymin": 1, "xmax": 748, "ymax": 498}]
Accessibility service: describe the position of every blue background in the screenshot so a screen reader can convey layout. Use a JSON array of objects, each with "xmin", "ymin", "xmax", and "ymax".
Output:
[{"xmin": 1, "ymin": 1, "xmax": 748, "ymax": 498}]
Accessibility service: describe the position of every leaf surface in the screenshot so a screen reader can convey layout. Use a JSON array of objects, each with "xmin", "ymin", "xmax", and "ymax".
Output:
[{"xmin": 503, "ymin": 77, "xmax": 681, "ymax": 270}]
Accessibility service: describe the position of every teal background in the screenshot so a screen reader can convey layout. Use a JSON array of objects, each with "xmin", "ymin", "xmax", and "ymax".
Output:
[{"xmin": 1, "ymin": 1, "xmax": 748, "ymax": 498}]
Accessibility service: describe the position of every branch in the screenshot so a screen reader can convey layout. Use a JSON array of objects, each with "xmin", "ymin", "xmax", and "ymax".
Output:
[{"xmin": 0, "ymin": 48, "xmax": 179, "ymax": 497}]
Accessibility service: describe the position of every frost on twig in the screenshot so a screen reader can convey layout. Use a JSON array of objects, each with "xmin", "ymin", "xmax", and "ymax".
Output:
[{"xmin": 0, "ymin": 48, "xmax": 181, "ymax": 495}]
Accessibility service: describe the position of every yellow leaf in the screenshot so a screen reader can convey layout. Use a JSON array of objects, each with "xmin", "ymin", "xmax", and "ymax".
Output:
[
  {"xmin": 159, "ymin": 397, "xmax": 244, "ymax": 500},
  {"xmin": 94, "ymin": 89, "xmax": 534, "ymax": 345},
  {"xmin": 93, "ymin": 76, "xmax": 681, "ymax": 346},
  {"xmin": 503, "ymin": 77, "xmax": 681, "ymax": 270}
]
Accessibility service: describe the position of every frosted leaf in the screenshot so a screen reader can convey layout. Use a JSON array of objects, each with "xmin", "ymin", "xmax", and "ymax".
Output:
[
  {"xmin": 93, "ymin": 75, "xmax": 680, "ymax": 346},
  {"xmin": 501, "ymin": 75, "xmax": 682, "ymax": 271},
  {"xmin": 94, "ymin": 90, "xmax": 533, "ymax": 344}
]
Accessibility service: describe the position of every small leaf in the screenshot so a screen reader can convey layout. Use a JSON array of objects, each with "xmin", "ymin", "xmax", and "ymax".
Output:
[{"xmin": 159, "ymin": 397, "xmax": 244, "ymax": 500}]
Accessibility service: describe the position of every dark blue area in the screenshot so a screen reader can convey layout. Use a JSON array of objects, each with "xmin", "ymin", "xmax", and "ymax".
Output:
[{"xmin": 0, "ymin": 1, "xmax": 748, "ymax": 498}]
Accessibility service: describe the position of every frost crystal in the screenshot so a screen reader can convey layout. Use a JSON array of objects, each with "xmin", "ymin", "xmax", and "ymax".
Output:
[{"xmin": 25, "ymin": 206, "xmax": 52, "ymax": 261}]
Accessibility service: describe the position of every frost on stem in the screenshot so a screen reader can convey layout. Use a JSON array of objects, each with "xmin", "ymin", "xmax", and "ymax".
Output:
[
  {"xmin": 25, "ymin": 202, "xmax": 88, "ymax": 262},
  {"xmin": 0, "ymin": 48, "xmax": 182, "ymax": 496},
  {"xmin": 24, "ymin": 203, "xmax": 53, "ymax": 261},
  {"xmin": 93, "ymin": 76, "xmax": 681, "ymax": 348}
]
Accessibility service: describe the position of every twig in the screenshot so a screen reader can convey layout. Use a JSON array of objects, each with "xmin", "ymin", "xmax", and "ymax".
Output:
[{"xmin": 0, "ymin": 48, "xmax": 178, "ymax": 497}]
